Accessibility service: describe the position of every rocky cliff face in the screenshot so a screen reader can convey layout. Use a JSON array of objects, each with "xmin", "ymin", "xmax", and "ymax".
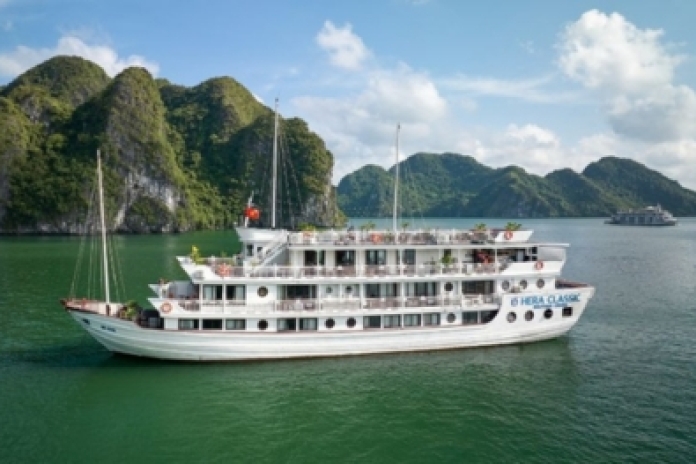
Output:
[{"xmin": 0, "ymin": 56, "xmax": 342, "ymax": 233}]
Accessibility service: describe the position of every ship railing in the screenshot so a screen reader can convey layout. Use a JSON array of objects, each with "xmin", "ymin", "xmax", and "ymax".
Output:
[
  {"xmin": 286, "ymin": 228, "xmax": 528, "ymax": 247},
  {"xmin": 183, "ymin": 294, "xmax": 501, "ymax": 315},
  {"xmin": 204, "ymin": 261, "xmax": 515, "ymax": 279}
]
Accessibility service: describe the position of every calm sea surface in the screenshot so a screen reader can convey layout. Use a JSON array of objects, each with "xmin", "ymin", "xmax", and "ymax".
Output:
[{"xmin": 1, "ymin": 218, "xmax": 696, "ymax": 463}]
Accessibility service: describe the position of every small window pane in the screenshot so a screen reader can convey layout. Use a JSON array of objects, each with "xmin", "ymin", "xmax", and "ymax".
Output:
[
  {"xmin": 226, "ymin": 319, "xmax": 246, "ymax": 330},
  {"xmin": 202, "ymin": 319, "xmax": 223, "ymax": 330}
]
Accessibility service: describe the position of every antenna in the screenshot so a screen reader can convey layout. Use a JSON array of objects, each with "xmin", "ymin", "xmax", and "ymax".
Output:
[
  {"xmin": 272, "ymin": 98, "xmax": 279, "ymax": 229},
  {"xmin": 97, "ymin": 150, "xmax": 110, "ymax": 305},
  {"xmin": 392, "ymin": 123, "xmax": 401, "ymax": 233}
]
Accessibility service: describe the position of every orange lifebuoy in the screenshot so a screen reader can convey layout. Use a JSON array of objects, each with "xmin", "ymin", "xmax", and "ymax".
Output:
[
  {"xmin": 504, "ymin": 231, "xmax": 513, "ymax": 240},
  {"xmin": 372, "ymin": 234, "xmax": 382, "ymax": 244},
  {"xmin": 535, "ymin": 261, "xmax": 544, "ymax": 270},
  {"xmin": 160, "ymin": 302, "xmax": 172, "ymax": 313}
]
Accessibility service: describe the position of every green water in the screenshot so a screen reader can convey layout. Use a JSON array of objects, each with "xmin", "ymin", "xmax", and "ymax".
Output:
[{"xmin": 1, "ymin": 220, "xmax": 695, "ymax": 463}]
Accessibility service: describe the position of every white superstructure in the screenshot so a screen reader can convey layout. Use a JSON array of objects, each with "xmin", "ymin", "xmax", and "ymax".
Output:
[{"xmin": 64, "ymin": 225, "xmax": 595, "ymax": 361}]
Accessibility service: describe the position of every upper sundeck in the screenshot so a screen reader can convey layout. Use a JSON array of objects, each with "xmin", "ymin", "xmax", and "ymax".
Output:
[{"xmin": 285, "ymin": 228, "xmax": 554, "ymax": 249}]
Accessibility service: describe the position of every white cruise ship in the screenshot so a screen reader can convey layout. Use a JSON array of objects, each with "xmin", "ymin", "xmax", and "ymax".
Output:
[
  {"xmin": 61, "ymin": 114, "xmax": 594, "ymax": 361},
  {"xmin": 605, "ymin": 204, "xmax": 677, "ymax": 226},
  {"xmin": 63, "ymin": 217, "xmax": 595, "ymax": 360}
]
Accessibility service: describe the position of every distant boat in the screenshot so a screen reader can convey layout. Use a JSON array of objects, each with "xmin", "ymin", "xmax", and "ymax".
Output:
[{"xmin": 605, "ymin": 204, "xmax": 677, "ymax": 226}]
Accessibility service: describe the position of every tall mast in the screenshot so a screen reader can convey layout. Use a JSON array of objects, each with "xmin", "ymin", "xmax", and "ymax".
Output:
[
  {"xmin": 97, "ymin": 150, "xmax": 110, "ymax": 305},
  {"xmin": 392, "ymin": 123, "xmax": 401, "ymax": 233},
  {"xmin": 272, "ymin": 98, "xmax": 279, "ymax": 229}
]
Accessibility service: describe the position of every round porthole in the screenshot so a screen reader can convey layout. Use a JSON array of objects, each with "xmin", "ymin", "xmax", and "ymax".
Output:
[
  {"xmin": 445, "ymin": 282, "xmax": 454, "ymax": 292},
  {"xmin": 544, "ymin": 309, "xmax": 553, "ymax": 319},
  {"xmin": 258, "ymin": 287, "xmax": 268, "ymax": 297},
  {"xmin": 525, "ymin": 310, "xmax": 534, "ymax": 321},
  {"xmin": 347, "ymin": 317, "xmax": 356, "ymax": 328},
  {"xmin": 536, "ymin": 279, "xmax": 545, "ymax": 289},
  {"xmin": 519, "ymin": 280, "xmax": 528, "ymax": 290},
  {"xmin": 345, "ymin": 286, "xmax": 353, "ymax": 294},
  {"xmin": 325, "ymin": 318, "xmax": 335, "ymax": 329},
  {"xmin": 258, "ymin": 320, "xmax": 268, "ymax": 330},
  {"xmin": 501, "ymin": 280, "xmax": 510, "ymax": 291},
  {"xmin": 447, "ymin": 313, "xmax": 456, "ymax": 323},
  {"xmin": 507, "ymin": 312, "xmax": 517, "ymax": 323}
]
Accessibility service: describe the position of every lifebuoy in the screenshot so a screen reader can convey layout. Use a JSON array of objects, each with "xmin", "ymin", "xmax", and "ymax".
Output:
[
  {"xmin": 535, "ymin": 261, "xmax": 544, "ymax": 270},
  {"xmin": 504, "ymin": 231, "xmax": 513, "ymax": 240},
  {"xmin": 160, "ymin": 302, "xmax": 172, "ymax": 313},
  {"xmin": 372, "ymin": 234, "xmax": 382, "ymax": 244}
]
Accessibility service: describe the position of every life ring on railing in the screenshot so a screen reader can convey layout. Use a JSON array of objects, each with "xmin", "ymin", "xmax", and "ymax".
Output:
[
  {"xmin": 160, "ymin": 302, "xmax": 172, "ymax": 313},
  {"xmin": 504, "ymin": 231, "xmax": 513, "ymax": 240},
  {"xmin": 217, "ymin": 264, "xmax": 230, "ymax": 277},
  {"xmin": 372, "ymin": 233, "xmax": 382, "ymax": 244},
  {"xmin": 535, "ymin": 261, "xmax": 544, "ymax": 270}
]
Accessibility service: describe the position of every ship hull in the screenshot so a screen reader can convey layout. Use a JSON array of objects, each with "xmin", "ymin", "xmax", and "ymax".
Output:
[{"xmin": 68, "ymin": 287, "xmax": 593, "ymax": 361}]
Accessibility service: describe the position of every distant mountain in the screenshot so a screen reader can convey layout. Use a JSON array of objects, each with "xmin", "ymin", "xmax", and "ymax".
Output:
[
  {"xmin": 0, "ymin": 56, "xmax": 343, "ymax": 233},
  {"xmin": 337, "ymin": 154, "xmax": 696, "ymax": 217}
]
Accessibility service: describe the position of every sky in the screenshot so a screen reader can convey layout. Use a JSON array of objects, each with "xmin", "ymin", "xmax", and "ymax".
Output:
[{"xmin": 2, "ymin": 0, "xmax": 696, "ymax": 189}]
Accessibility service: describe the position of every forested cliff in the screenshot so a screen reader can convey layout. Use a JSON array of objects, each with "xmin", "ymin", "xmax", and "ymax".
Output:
[
  {"xmin": 0, "ymin": 56, "xmax": 343, "ymax": 233},
  {"xmin": 337, "ymin": 153, "xmax": 696, "ymax": 217}
]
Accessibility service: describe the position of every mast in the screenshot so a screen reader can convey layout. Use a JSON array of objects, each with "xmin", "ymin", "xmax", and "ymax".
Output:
[
  {"xmin": 392, "ymin": 123, "xmax": 401, "ymax": 233},
  {"xmin": 272, "ymin": 98, "xmax": 279, "ymax": 229},
  {"xmin": 97, "ymin": 150, "xmax": 110, "ymax": 305}
]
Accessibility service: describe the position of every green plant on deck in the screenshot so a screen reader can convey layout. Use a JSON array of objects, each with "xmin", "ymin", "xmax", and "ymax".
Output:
[
  {"xmin": 190, "ymin": 245, "xmax": 203, "ymax": 264},
  {"xmin": 124, "ymin": 299, "xmax": 140, "ymax": 320},
  {"xmin": 473, "ymin": 223, "xmax": 487, "ymax": 232},
  {"xmin": 505, "ymin": 222, "xmax": 522, "ymax": 231}
]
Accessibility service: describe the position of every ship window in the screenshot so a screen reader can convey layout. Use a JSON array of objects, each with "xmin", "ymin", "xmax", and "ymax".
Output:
[
  {"xmin": 365, "ymin": 249, "xmax": 387, "ymax": 265},
  {"xmin": 202, "ymin": 319, "xmax": 223, "ymax": 330},
  {"xmin": 525, "ymin": 310, "xmax": 534, "ymax": 321},
  {"xmin": 347, "ymin": 317, "xmax": 356, "ymax": 328},
  {"xmin": 226, "ymin": 319, "xmax": 246, "ymax": 330},
  {"xmin": 544, "ymin": 309, "xmax": 553, "ymax": 319},
  {"xmin": 562, "ymin": 306, "xmax": 573, "ymax": 317},
  {"xmin": 179, "ymin": 319, "xmax": 199, "ymax": 330},
  {"xmin": 398, "ymin": 249, "xmax": 416, "ymax": 265},
  {"xmin": 404, "ymin": 314, "xmax": 421, "ymax": 327},
  {"xmin": 300, "ymin": 318, "xmax": 317, "ymax": 331},
  {"xmin": 226, "ymin": 285, "xmax": 245, "ymax": 301},
  {"xmin": 507, "ymin": 312, "xmax": 516, "ymax": 323},
  {"xmin": 258, "ymin": 320, "xmax": 268, "ymax": 330},
  {"xmin": 363, "ymin": 316, "xmax": 381, "ymax": 329},
  {"xmin": 446, "ymin": 313, "xmax": 456, "ymax": 323},
  {"xmin": 536, "ymin": 279, "xmax": 545, "ymax": 289},
  {"xmin": 336, "ymin": 250, "xmax": 355, "ymax": 266},
  {"xmin": 462, "ymin": 311, "xmax": 478, "ymax": 325},
  {"xmin": 383, "ymin": 315, "xmax": 401, "ymax": 328},
  {"xmin": 325, "ymin": 318, "xmax": 335, "ymax": 329},
  {"xmin": 258, "ymin": 287, "xmax": 268, "ymax": 298},
  {"xmin": 481, "ymin": 310, "xmax": 498, "ymax": 324},
  {"xmin": 519, "ymin": 280, "xmax": 528, "ymax": 290},
  {"xmin": 501, "ymin": 280, "xmax": 510, "ymax": 291},
  {"xmin": 423, "ymin": 313, "xmax": 440, "ymax": 326},
  {"xmin": 278, "ymin": 318, "xmax": 297, "ymax": 331},
  {"xmin": 345, "ymin": 286, "xmax": 353, "ymax": 294},
  {"xmin": 444, "ymin": 282, "xmax": 454, "ymax": 292}
]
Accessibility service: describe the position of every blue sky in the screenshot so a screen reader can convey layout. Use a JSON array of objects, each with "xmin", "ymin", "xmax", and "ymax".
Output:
[{"xmin": 2, "ymin": 0, "xmax": 696, "ymax": 188}]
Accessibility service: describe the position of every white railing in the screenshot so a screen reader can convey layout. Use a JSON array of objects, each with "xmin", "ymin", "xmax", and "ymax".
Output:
[{"xmin": 165, "ymin": 294, "xmax": 500, "ymax": 315}]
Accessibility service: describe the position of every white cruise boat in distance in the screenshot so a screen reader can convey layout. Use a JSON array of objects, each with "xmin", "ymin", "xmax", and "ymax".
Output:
[
  {"xmin": 63, "ymin": 222, "xmax": 595, "ymax": 361},
  {"xmin": 605, "ymin": 204, "xmax": 677, "ymax": 226}
]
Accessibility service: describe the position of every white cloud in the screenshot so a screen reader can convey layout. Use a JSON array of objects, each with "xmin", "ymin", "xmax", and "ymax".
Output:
[
  {"xmin": 0, "ymin": 34, "xmax": 159, "ymax": 78},
  {"xmin": 0, "ymin": 0, "xmax": 12, "ymax": 9},
  {"xmin": 558, "ymin": 10, "xmax": 696, "ymax": 143},
  {"xmin": 316, "ymin": 21, "xmax": 371, "ymax": 71},
  {"xmin": 439, "ymin": 74, "xmax": 577, "ymax": 103},
  {"xmin": 286, "ymin": 14, "xmax": 696, "ymax": 191}
]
